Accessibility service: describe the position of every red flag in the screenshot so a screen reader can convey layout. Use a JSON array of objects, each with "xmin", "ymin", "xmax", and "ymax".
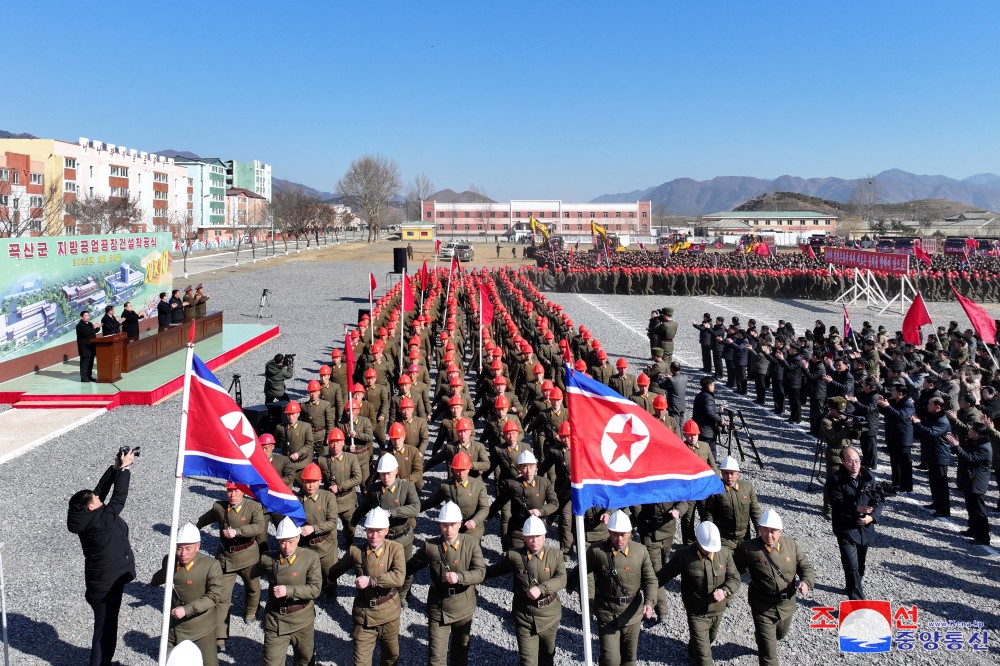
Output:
[
  {"xmin": 402, "ymin": 273, "xmax": 415, "ymax": 312},
  {"xmin": 345, "ymin": 330, "xmax": 356, "ymax": 388},
  {"xmin": 188, "ymin": 321, "xmax": 196, "ymax": 345},
  {"xmin": 368, "ymin": 272, "xmax": 377, "ymax": 297},
  {"xmin": 419, "ymin": 260, "xmax": 429, "ymax": 292},
  {"xmin": 754, "ymin": 242, "xmax": 770, "ymax": 256},
  {"xmin": 952, "ymin": 286, "xmax": 997, "ymax": 345},
  {"xmin": 913, "ymin": 243, "xmax": 932, "ymax": 267},
  {"xmin": 479, "ymin": 283, "xmax": 494, "ymax": 326},
  {"xmin": 902, "ymin": 293, "xmax": 933, "ymax": 344},
  {"xmin": 435, "ymin": 239, "xmax": 442, "ymax": 255}
]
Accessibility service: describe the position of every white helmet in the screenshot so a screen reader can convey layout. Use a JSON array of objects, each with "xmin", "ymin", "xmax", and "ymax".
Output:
[
  {"xmin": 176, "ymin": 522, "xmax": 201, "ymax": 545},
  {"xmin": 517, "ymin": 450, "xmax": 538, "ymax": 466},
  {"xmin": 695, "ymin": 521, "xmax": 722, "ymax": 553},
  {"xmin": 275, "ymin": 516, "xmax": 302, "ymax": 540},
  {"xmin": 718, "ymin": 456, "xmax": 740, "ymax": 472},
  {"xmin": 759, "ymin": 509, "xmax": 783, "ymax": 530},
  {"xmin": 166, "ymin": 640, "xmax": 204, "ymax": 666},
  {"xmin": 607, "ymin": 510, "xmax": 632, "ymax": 534},
  {"xmin": 376, "ymin": 454, "xmax": 399, "ymax": 473},
  {"xmin": 522, "ymin": 515, "xmax": 546, "ymax": 537},
  {"xmin": 363, "ymin": 507, "xmax": 390, "ymax": 530},
  {"xmin": 437, "ymin": 501, "xmax": 463, "ymax": 523}
]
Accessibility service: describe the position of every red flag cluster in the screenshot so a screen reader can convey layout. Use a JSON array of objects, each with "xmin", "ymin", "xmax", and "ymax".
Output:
[{"xmin": 901, "ymin": 293, "xmax": 932, "ymax": 344}]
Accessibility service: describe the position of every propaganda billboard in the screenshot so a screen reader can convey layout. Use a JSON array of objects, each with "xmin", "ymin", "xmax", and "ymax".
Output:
[{"xmin": 0, "ymin": 233, "xmax": 173, "ymax": 362}]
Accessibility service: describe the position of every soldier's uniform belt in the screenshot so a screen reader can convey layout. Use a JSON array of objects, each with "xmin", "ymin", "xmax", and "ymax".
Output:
[
  {"xmin": 224, "ymin": 538, "xmax": 255, "ymax": 554},
  {"xmin": 445, "ymin": 584, "xmax": 470, "ymax": 596},
  {"xmin": 386, "ymin": 524, "xmax": 412, "ymax": 539},
  {"xmin": 764, "ymin": 586, "xmax": 797, "ymax": 602},
  {"xmin": 335, "ymin": 488, "xmax": 355, "ymax": 498},
  {"xmin": 366, "ymin": 589, "xmax": 398, "ymax": 607},
  {"xmin": 599, "ymin": 592, "xmax": 637, "ymax": 605},
  {"xmin": 303, "ymin": 532, "xmax": 331, "ymax": 546},
  {"xmin": 533, "ymin": 592, "xmax": 558, "ymax": 608},
  {"xmin": 276, "ymin": 600, "xmax": 311, "ymax": 615}
]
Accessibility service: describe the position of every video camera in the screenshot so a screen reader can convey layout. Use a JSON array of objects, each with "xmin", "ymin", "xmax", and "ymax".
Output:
[
  {"xmin": 277, "ymin": 353, "xmax": 296, "ymax": 367},
  {"xmin": 117, "ymin": 445, "xmax": 141, "ymax": 459},
  {"xmin": 858, "ymin": 480, "xmax": 895, "ymax": 514}
]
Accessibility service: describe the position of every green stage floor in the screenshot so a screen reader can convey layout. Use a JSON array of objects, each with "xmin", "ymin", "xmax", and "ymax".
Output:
[{"xmin": 0, "ymin": 323, "xmax": 279, "ymax": 405}]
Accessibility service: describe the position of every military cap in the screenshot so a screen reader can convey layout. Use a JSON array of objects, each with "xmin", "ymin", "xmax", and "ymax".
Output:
[
  {"xmin": 660, "ymin": 307, "xmax": 673, "ymax": 316},
  {"xmin": 827, "ymin": 396, "xmax": 847, "ymax": 410},
  {"xmin": 651, "ymin": 347, "xmax": 664, "ymax": 356}
]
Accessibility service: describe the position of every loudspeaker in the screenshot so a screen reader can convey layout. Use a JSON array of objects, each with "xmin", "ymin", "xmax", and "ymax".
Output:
[
  {"xmin": 393, "ymin": 247, "xmax": 408, "ymax": 274},
  {"xmin": 358, "ymin": 308, "xmax": 371, "ymax": 323}
]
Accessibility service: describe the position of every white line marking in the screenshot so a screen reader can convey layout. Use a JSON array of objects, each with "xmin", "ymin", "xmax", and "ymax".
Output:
[{"xmin": 575, "ymin": 294, "xmax": 691, "ymax": 365}]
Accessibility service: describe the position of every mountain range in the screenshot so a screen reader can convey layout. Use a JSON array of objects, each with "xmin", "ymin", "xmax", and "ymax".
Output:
[{"xmin": 593, "ymin": 169, "xmax": 1000, "ymax": 215}]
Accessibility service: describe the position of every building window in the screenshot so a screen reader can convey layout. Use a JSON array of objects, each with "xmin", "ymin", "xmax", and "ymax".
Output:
[
  {"xmin": 477, "ymin": 224, "xmax": 483, "ymax": 230},
  {"xmin": 464, "ymin": 211, "xmax": 470, "ymax": 218},
  {"xmin": 502, "ymin": 212, "xmax": 508, "ymax": 218},
  {"xmin": 64, "ymin": 158, "xmax": 77, "ymax": 169},
  {"xmin": 602, "ymin": 212, "xmax": 608, "ymax": 218},
  {"xmin": 64, "ymin": 181, "xmax": 77, "ymax": 193},
  {"xmin": 426, "ymin": 211, "xmax": 431, "ymax": 218},
  {"xmin": 154, "ymin": 172, "xmax": 168, "ymax": 183},
  {"xmin": 629, "ymin": 212, "xmax": 635, "ymax": 218},
  {"xmin": 577, "ymin": 224, "xmax": 583, "ymax": 231},
  {"xmin": 30, "ymin": 195, "xmax": 43, "ymax": 208},
  {"xmin": 30, "ymin": 173, "xmax": 44, "ymax": 185},
  {"xmin": 0, "ymin": 169, "xmax": 8, "ymax": 181},
  {"xmin": 0, "ymin": 195, "xmax": 7, "ymax": 206},
  {"xmin": 438, "ymin": 212, "xmax": 445, "ymax": 218},
  {"xmin": 615, "ymin": 212, "xmax": 622, "ymax": 218},
  {"xmin": 12, "ymin": 171, "xmax": 20, "ymax": 185},
  {"xmin": 813, "ymin": 220, "xmax": 821, "ymax": 225},
  {"xmin": 776, "ymin": 220, "xmax": 783, "ymax": 225},
  {"xmin": 110, "ymin": 166, "xmax": 129, "ymax": 178},
  {"xmin": 641, "ymin": 212, "xmax": 647, "ymax": 218}
]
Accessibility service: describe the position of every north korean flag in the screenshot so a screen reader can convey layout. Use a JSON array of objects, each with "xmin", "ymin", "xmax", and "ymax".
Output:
[
  {"xmin": 182, "ymin": 354, "xmax": 306, "ymax": 524},
  {"xmin": 567, "ymin": 367, "xmax": 723, "ymax": 514}
]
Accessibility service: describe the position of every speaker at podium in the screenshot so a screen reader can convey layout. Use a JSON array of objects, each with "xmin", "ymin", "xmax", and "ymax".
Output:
[{"xmin": 393, "ymin": 247, "xmax": 408, "ymax": 274}]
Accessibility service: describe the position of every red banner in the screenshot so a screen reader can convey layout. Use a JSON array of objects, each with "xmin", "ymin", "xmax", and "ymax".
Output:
[{"xmin": 824, "ymin": 248, "xmax": 909, "ymax": 275}]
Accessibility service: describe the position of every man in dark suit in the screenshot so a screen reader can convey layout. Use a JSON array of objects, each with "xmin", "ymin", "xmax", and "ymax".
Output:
[
  {"xmin": 76, "ymin": 311, "xmax": 101, "ymax": 382},
  {"xmin": 120, "ymin": 302, "xmax": 142, "ymax": 341},
  {"xmin": 827, "ymin": 446, "xmax": 882, "ymax": 600},
  {"xmin": 157, "ymin": 292, "xmax": 174, "ymax": 331},
  {"xmin": 100, "ymin": 305, "xmax": 122, "ymax": 336},
  {"xmin": 948, "ymin": 424, "xmax": 993, "ymax": 545},
  {"xmin": 169, "ymin": 289, "xmax": 187, "ymax": 324}
]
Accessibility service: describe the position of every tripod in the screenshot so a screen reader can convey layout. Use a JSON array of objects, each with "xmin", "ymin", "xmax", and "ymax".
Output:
[
  {"xmin": 228, "ymin": 374, "xmax": 243, "ymax": 407},
  {"xmin": 807, "ymin": 436, "xmax": 826, "ymax": 493},
  {"xmin": 722, "ymin": 408, "xmax": 765, "ymax": 469},
  {"xmin": 257, "ymin": 288, "xmax": 272, "ymax": 319}
]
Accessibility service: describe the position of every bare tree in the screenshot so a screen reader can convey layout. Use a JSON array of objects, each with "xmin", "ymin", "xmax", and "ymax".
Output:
[
  {"xmin": 848, "ymin": 175, "xmax": 884, "ymax": 226},
  {"xmin": 66, "ymin": 193, "xmax": 143, "ymax": 234},
  {"xmin": 0, "ymin": 188, "xmax": 46, "ymax": 238},
  {"xmin": 336, "ymin": 154, "xmax": 402, "ymax": 243},
  {"xmin": 271, "ymin": 187, "xmax": 306, "ymax": 253},
  {"xmin": 168, "ymin": 202, "xmax": 197, "ymax": 277},
  {"xmin": 465, "ymin": 184, "xmax": 494, "ymax": 240},
  {"xmin": 405, "ymin": 173, "xmax": 435, "ymax": 223},
  {"xmin": 242, "ymin": 202, "xmax": 271, "ymax": 261}
]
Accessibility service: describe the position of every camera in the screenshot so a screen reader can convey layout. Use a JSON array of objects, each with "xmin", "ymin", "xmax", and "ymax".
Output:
[
  {"xmin": 858, "ymin": 480, "xmax": 894, "ymax": 514},
  {"xmin": 117, "ymin": 445, "xmax": 141, "ymax": 459}
]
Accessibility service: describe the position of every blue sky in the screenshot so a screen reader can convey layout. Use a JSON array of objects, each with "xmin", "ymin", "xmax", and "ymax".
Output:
[{"xmin": 3, "ymin": 1, "xmax": 999, "ymax": 201}]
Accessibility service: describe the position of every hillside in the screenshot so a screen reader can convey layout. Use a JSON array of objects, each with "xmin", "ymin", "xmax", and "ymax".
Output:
[
  {"xmin": 427, "ymin": 189, "xmax": 496, "ymax": 204},
  {"xmin": 0, "ymin": 130, "xmax": 37, "ymax": 139}
]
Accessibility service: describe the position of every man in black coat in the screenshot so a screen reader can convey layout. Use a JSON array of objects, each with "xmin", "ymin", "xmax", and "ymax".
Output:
[
  {"xmin": 662, "ymin": 361, "xmax": 688, "ymax": 424},
  {"xmin": 120, "ymin": 302, "xmax": 142, "ymax": 341},
  {"xmin": 169, "ymin": 289, "xmax": 187, "ymax": 324},
  {"xmin": 693, "ymin": 377, "xmax": 724, "ymax": 458},
  {"xmin": 876, "ymin": 383, "xmax": 915, "ymax": 493},
  {"xmin": 76, "ymin": 311, "xmax": 101, "ymax": 382},
  {"xmin": 100, "ymin": 305, "xmax": 121, "ymax": 336},
  {"xmin": 692, "ymin": 313, "xmax": 714, "ymax": 373},
  {"xmin": 827, "ymin": 446, "xmax": 882, "ymax": 600},
  {"xmin": 911, "ymin": 397, "xmax": 952, "ymax": 517},
  {"xmin": 948, "ymin": 424, "xmax": 993, "ymax": 545},
  {"xmin": 67, "ymin": 449, "xmax": 137, "ymax": 666},
  {"xmin": 156, "ymin": 292, "xmax": 174, "ymax": 331}
]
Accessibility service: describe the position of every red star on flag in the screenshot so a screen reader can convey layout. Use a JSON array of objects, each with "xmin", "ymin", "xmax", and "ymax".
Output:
[
  {"xmin": 224, "ymin": 415, "xmax": 254, "ymax": 449},
  {"xmin": 607, "ymin": 416, "xmax": 644, "ymax": 465}
]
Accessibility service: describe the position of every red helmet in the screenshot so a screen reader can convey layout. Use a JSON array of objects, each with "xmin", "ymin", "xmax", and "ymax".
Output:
[
  {"xmin": 398, "ymin": 374, "xmax": 412, "ymax": 386},
  {"xmin": 378, "ymin": 327, "xmax": 388, "ymax": 337},
  {"xmin": 399, "ymin": 397, "xmax": 415, "ymax": 409},
  {"xmin": 548, "ymin": 387, "xmax": 563, "ymax": 402},
  {"xmin": 451, "ymin": 451, "xmax": 472, "ymax": 470},
  {"xmin": 364, "ymin": 368, "xmax": 377, "ymax": 379},
  {"xmin": 449, "ymin": 394, "xmax": 464, "ymax": 407},
  {"xmin": 591, "ymin": 340, "xmax": 601, "ymax": 350},
  {"xmin": 495, "ymin": 395, "xmax": 510, "ymax": 409},
  {"xmin": 352, "ymin": 382, "xmax": 365, "ymax": 394},
  {"xmin": 284, "ymin": 401, "xmax": 301, "ymax": 414},
  {"xmin": 301, "ymin": 463, "xmax": 322, "ymax": 482},
  {"xmin": 494, "ymin": 375, "xmax": 507, "ymax": 386},
  {"xmin": 574, "ymin": 359, "xmax": 587, "ymax": 371},
  {"xmin": 307, "ymin": 380, "xmax": 321, "ymax": 392},
  {"xmin": 682, "ymin": 420, "xmax": 701, "ymax": 436},
  {"xmin": 450, "ymin": 376, "xmax": 463, "ymax": 387},
  {"xmin": 409, "ymin": 350, "xmax": 421, "ymax": 360},
  {"xmin": 541, "ymin": 380, "xmax": 554, "ymax": 392},
  {"xmin": 331, "ymin": 349, "xmax": 343, "ymax": 359},
  {"xmin": 455, "ymin": 418, "xmax": 472, "ymax": 432},
  {"xmin": 225, "ymin": 481, "xmax": 241, "ymax": 490},
  {"xmin": 596, "ymin": 350, "xmax": 608, "ymax": 360},
  {"xmin": 653, "ymin": 395, "xmax": 668, "ymax": 410},
  {"xmin": 319, "ymin": 365, "xmax": 332, "ymax": 376},
  {"xmin": 533, "ymin": 363, "xmax": 544, "ymax": 376},
  {"xmin": 388, "ymin": 422, "xmax": 406, "ymax": 439},
  {"xmin": 637, "ymin": 373, "xmax": 650, "ymax": 387},
  {"xmin": 616, "ymin": 358, "xmax": 628, "ymax": 369},
  {"xmin": 259, "ymin": 433, "xmax": 276, "ymax": 446},
  {"xmin": 558, "ymin": 421, "xmax": 571, "ymax": 437},
  {"xmin": 502, "ymin": 420, "xmax": 520, "ymax": 434},
  {"xmin": 327, "ymin": 428, "xmax": 345, "ymax": 443}
]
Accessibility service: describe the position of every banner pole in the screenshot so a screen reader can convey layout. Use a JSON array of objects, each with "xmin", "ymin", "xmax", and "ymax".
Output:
[
  {"xmin": 575, "ymin": 514, "xmax": 594, "ymax": 666},
  {"xmin": 400, "ymin": 268, "xmax": 406, "ymax": 374},
  {"xmin": 158, "ymin": 327, "xmax": 196, "ymax": 665},
  {"xmin": 369, "ymin": 275, "xmax": 375, "ymax": 347}
]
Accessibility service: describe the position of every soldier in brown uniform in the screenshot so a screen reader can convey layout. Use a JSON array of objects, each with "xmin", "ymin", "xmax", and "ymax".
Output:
[
  {"xmin": 631, "ymin": 374, "xmax": 655, "ymax": 415},
  {"xmin": 421, "ymin": 452, "xmax": 490, "ymax": 542},
  {"xmin": 295, "ymin": 463, "xmax": 340, "ymax": 591},
  {"xmin": 363, "ymin": 368, "xmax": 390, "ymax": 447},
  {"xmin": 428, "ymin": 418, "xmax": 490, "ymax": 478},
  {"xmin": 193, "ymin": 284, "xmax": 211, "ymax": 316},
  {"xmin": 679, "ymin": 421, "xmax": 720, "ymax": 545},
  {"xmin": 318, "ymin": 427, "xmax": 363, "ymax": 548},
  {"xmin": 354, "ymin": 455, "xmax": 421, "ymax": 606},
  {"xmin": 260, "ymin": 433, "xmax": 294, "ymax": 489},
  {"xmin": 182, "ymin": 285, "xmax": 196, "ymax": 322},
  {"xmin": 392, "ymin": 375, "xmax": 424, "ymax": 419},
  {"xmin": 591, "ymin": 350, "xmax": 614, "ymax": 386},
  {"xmin": 636, "ymin": 493, "xmax": 689, "ymax": 622},
  {"xmin": 537, "ymin": 421, "xmax": 574, "ymax": 554},
  {"xmin": 150, "ymin": 523, "xmax": 223, "ymax": 666},
  {"xmin": 260, "ymin": 518, "xmax": 322, "ymax": 666},
  {"xmin": 275, "ymin": 402, "xmax": 316, "ymax": 484},
  {"xmin": 318, "ymin": 365, "xmax": 344, "ymax": 425},
  {"xmin": 302, "ymin": 380, "xmax": 336, "ymax": 456},
  {"xmin": 585, "ymin": 511, "xmax": 658, "ymax": 666},
  {"xmin": 485, "ymin": 516, "xmax": 567, "ymax": 666},
  {"xmin": 195, "ymin": 482, "xmax": 266, "ymax": 648},
  {"xmin": 487, "ymin": 450, "xmax": 559, "ymax": 550},
  {"xmin": 526, "ymin": 387, "xmax": 567, "ymax": 464},
  {"xmin": 342, "ymin": 398, "xmax": 376, "ymax": 484},
  {"xmin": 407, "ymin": 502, "xmax": 487, "ymax": 666},
  {"xmin": 704, "ymin": 457, "xmax": 762, "ymax": 551},
  {"xmin": 387, "ymin": 421, "xmax": 424, "ymax": 491},
  {"xmin": 481, "ymin": 395, "xmax": 524, "ymax": 453},
  {"xmin": 652, "ymin": 395, "xmax": 680, "ymax": 438},
  {"xmin": 406, "ymin": 362, "xmax": 432, "ymax": 418},
  {"xmin": 432, "ymin": 394, "xmax": 466, "ymax": 454},
  {"xmin": 395, "ymin": 396, "xmax": 430, "ymax": 454},
  {"xmin": 328, "ymin": 508, "xmax": 405, "ymax": 666},
  {"xmin": 329, "ymin": 349, "xmax": 350, "ymax": 399},
  {"xmin": 609, "ymin": 358, "xmax": 638, "ymax": 398},
  {"xmin": 659, "ymin": 521, "xmax": 741, "ymax": 666},
  {"xmin": 734, "ymin": 510, "xmax": 815, "ymax": 666}
]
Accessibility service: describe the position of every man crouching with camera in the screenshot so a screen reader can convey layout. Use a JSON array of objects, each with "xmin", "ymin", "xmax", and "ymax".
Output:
[
  {"xmin": 827, "ymin": 446, "xmax": 886, "ymax": 600},
  {"xmin": 820, "ymin": 396, "xmax": 862, "ymax": 520},
  {"xmin": 67, "ymin": 446, "xmax": 138, "ymax": 666}
]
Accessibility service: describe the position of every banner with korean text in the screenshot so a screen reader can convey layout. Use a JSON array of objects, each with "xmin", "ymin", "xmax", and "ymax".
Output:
[
  {"xmin": 0, "ymin": 233, "xmax": 173, "ymax": 362},
  {"xmin": 824, "ymin": 248, "xmax": 909, "ymax": 276}
]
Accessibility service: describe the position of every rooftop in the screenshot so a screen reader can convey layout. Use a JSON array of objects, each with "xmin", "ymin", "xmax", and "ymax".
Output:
[{"xmin": 702, "ymin": 211, "xmax": 837, "ymax": 219}]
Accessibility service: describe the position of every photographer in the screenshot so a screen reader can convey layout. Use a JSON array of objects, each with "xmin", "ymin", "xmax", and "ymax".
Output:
[
  {"xmin": 693, "ymin": 376, "xmax": 725, "ymax": 458},
  {"xmin": 264, "ymin": 353, "xmax": 294, "ymax": 403},
  {"xmin": 820, "ymin": 397, "xmax": 862, "ymax": 519},
  {"xmin": 827, "ymin": 446, "xmax": 883, "ymax": 600},
  {"xmin": 67, "ymin": 448, "xmax": 137, "ymax": 666}
]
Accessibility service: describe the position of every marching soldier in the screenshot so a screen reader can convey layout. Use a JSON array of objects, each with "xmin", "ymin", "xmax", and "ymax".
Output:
[
  {"xmin": 679, "ymin": 421, "xmax": 720, "ymax": 544},
  {"xmin": 427, "ymin": 418, "xmax": 490, "ymax": 478},
  {"xmin": 609, "ymin": 358, "xmax": 638, "ymax": 398},
  {"xmin": 537, "ymin": 421, "xmax": 574, "ymax": 554},
  {"xmin": 329, "ymin": 348, "xmax": 350, "ymax": 398},
  {"xmin": 150, "ymin": 523, "xmax": 223, "ymax": 666},
  {"xmin": 585, "ymin": 510, "xmax": 658, "ymax": 666},
  {"xmin": 659, "ymin": 521, "xmax": 740, "ymax": 666},
  {"xmin": 704, "ymin": 457, "xmax": 762, "ymax": 551},
  {"xmin": 635, "ymin": 496, "xmax": 688, "ymax": 623},
  {"xmin": 396, "ymin": 396, "xmax": 430, "ymax": 453},
  {"xmin": 734, "ymin": 510, "xmax": 814, "ymax": 666},
  {"xmin": 260, "ymin": 518, "xmax": 322, "ymax": 666},
  {"xmin": 328, "ymin": 508, "xmax": 405, "ymax": 666},
  {"xmin": 485, "ymin": 516, "xmax": 567, "ymax": 666},
  {"xmin": 631, "ymin": 374, "xmax": 655, "ymax": 415},
  {"xmin": 317, "ymin": 428, "xmax": 363, "ymax": 549},
  {"xmin": 275, "ymin": 402, "xmax": 316, "ymax": 483},
  {"xmin": 387, "ymin": 421, "xmax": 424, "ymax": 491},
  {"xmin": 195, "ymin": 482, "xmax": 266, "ymax": 649},
  {"xmin": 354, "ymin": 455, "xmax": 421, "ymax": 606},
  {"xmin": 487, "ymin": 450, "xmax": 559, "ymax": 550},
  {"xmin": 363, "ymin": 368, "xmax": 390, "ymax": 447},
  {"xmin": 432, "ymin": 394, "xmax": 466, "ymax": 455},
  {"xmin": 407, "ymin": 502, "xmax": 488, "ymax": 666},
  {"xmin": 652, "ymin": 395, "xmax": 680, "ymax": 437},
  {"xmin": 421, "ymin": 452, "xmax": 490, "ymax": 542},
  {"xmin": 296, "ymin": 463, "xmax": 340, "ymax": 591},
  {"xmin": 591, "ymin": 350, "xmax": 614, "ymax": 386},
  {"xmin": 302, "ymin": 380, "xmax": 336, "ymax": 456},
  {"xmin": 526, "ymin": 387, "xmax": 567, "ymax": 463},
  {"xmin": 260, "ymin": 433, "xmax": 295, "ymax": 490},
  {"xmin": 342, "ymin": 398, "xmax": 376, "ymax": 484},
  {"xmin": 317, "ymin": 365, "xmax": 344, "ymax": 426}
]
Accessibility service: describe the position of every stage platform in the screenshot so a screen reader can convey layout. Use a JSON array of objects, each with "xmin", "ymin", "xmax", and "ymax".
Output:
[{"xmin": 0, "ymin": 323, "xmax": 279, "ymax": 410}]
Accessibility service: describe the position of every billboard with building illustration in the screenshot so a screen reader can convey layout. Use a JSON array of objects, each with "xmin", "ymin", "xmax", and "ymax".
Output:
[{"xmin": 0, "ymin": 233, "xmax": 172, "ymax": 362}]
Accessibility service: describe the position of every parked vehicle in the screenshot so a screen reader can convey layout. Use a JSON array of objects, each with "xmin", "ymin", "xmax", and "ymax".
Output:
[{"xmin": 442, "ymin": 242, "xmax": 474, "ymax": 261}]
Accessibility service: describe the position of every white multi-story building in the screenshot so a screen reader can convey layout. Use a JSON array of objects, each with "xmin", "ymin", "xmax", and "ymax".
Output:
[
  {"xmin": 224, "ymin": 159, "xmax": 272, "ymax": 202},
  {"xmin": 173, "ymin": 157, "xmax": 228, "ymax": 239}
]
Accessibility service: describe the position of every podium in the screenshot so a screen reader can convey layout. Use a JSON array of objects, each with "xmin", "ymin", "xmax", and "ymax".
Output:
[{"xmin": 93, "ymin": 333, "xmax": 127, "ymax": 383}]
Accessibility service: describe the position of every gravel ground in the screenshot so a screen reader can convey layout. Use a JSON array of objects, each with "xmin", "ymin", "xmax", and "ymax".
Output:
[{"xmin": 0, "ymin": 261, "xmax": 997, "ymax": 665}]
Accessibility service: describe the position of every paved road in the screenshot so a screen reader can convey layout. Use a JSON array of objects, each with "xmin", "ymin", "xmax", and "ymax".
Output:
[{"xmin": 170, "ymin": 236, "xmax": 363, "ymax": 278}]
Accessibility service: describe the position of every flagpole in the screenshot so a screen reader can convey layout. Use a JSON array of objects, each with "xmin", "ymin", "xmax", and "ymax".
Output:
[
  {"xmin": 478, "ymin": 285, "xmax": 484, "ymax": 374},
  {"xmin": 157, "ymin": 325, "xmax": 197, "ymax": 665},
  {"xmin": 369, "ymin": 273, "xmax": 375, "ymax": 347},
  {"xmin": 575, "ymin": 513, "xmax": 594, "ymax": 666},
  {"xmin": 400, "ymin": 268, "xmax": 407, "ymax": 375}
]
